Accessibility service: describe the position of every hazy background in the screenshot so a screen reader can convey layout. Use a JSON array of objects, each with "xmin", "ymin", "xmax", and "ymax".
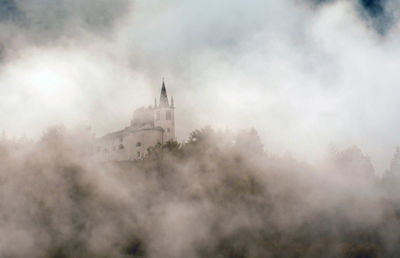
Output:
[{"xmin": 0, "ymin": 0, "xmax": 400, "ymax": 174}]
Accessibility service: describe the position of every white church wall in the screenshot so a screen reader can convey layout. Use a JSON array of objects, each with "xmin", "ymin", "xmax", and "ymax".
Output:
[
  {"xmin": 97, "ymin": 80, "xmax": 175, "ymax": 161},
  {"xmin": 123, "ymin": 129, "xmax": 163, "ymax": 159},
  {"xmin": 154, "ymin": 107, "xmax": 175, "ymax": 142}
]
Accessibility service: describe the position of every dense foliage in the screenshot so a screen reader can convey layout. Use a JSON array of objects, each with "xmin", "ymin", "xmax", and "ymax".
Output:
[{"xmin": 0, "ymin": 127, "xmax": 400, "ymax": 257}]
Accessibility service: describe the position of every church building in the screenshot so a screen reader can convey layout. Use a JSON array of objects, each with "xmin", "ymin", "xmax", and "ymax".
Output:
[{"xmin": 98, "ymin": 80, "xmax": 175, "ymax": 160}]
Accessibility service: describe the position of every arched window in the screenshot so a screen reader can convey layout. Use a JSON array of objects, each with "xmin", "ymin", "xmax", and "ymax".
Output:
[
  {"xmin": 136, "ymin": 142, "xmax": 142, "ymax": 147},
  {"xmin": 166, "ymin": 111, "xmax": 172, "ymax": 120}
]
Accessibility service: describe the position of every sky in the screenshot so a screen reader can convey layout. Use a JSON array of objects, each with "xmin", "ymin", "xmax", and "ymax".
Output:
[{"xmin": 0, "ymin": 0, "xmax": 399, "ymax": 174}]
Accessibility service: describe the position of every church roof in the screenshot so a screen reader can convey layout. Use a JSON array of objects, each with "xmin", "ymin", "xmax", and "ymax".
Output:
[
  {"xmin": 100, "ymin": 126, "xmax": 164, "ymax": 141},
  {"xmin": 159, "ymin": 80, "xmax": 169, "ymax": 107},
  {"xmin": 100, "ymin": 129, "xmax": 125, "ymax": 141}
]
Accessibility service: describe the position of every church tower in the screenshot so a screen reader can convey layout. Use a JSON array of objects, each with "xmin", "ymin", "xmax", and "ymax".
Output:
[{"xmin": 154, "ymin": 80, "xmax": 175, "ymax": 142}]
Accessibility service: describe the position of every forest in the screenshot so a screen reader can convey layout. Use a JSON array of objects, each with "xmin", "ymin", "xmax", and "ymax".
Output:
[{"xmin": 0, "ymin": 126, "xmax": 400, "ymax": 258}]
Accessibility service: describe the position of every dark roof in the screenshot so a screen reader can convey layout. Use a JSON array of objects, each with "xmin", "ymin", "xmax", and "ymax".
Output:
[
  {"xmin": 159, "ymin": 80, "xmax": 169, "ymax": 107},
  {"xmin": 100, "ymin": 129, "xmax": 125, "ymax": 141},
  {"xmin": 100, "ymin": 126, "xmax": 164, "ymax": 141}
]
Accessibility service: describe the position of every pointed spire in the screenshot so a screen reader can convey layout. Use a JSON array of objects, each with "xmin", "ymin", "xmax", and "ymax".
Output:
[
  {"xmin": 170, "ymin": 96, "xmax": 174, "ymax": 108},
  {"xmin": 159, "ymin": 78, "xmax": 169, "ymax": 107}
]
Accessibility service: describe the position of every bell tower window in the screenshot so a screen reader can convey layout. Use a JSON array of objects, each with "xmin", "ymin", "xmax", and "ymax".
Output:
[{"xmin": 166, "ymin": 111, "xmax": 171, "ymax": 120}]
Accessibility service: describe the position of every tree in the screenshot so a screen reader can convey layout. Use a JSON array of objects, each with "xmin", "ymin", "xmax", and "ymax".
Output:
[
  {"xmin": 187, "ymin": 126, "xmax": 215, "ymax": 145},
  {"xmin": 329, "ymin": 145, "xmax": 375, "ymax": 178},
  {"xmin": 235, "ymin": 128, "xmax": 264, "ymax": 156},
  {"xmin": 384, "ymin": 147, "xmax": 400, "ymax": 180}
]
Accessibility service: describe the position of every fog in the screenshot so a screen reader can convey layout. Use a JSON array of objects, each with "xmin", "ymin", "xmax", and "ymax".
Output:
[
  {"xmin": 1, "ymin": 0, "xmax": 400, "ymax": 173},
  {"xmin": 1, "ymin": 126, "xmax": 400, "ymax": 257},
  {"xmin": 1, "ymin": 0, "xmax": 400, "ymax": 256}
]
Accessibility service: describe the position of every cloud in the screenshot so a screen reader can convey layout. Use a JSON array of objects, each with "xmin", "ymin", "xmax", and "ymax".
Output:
[
  {"xmin": 0, "ymin": 0, "xmax": 400, "ymax": 173},
  {"xmin": 0, "ymin": 0, "xmax": 131, "ymax": 61},
  {"xmin": 1, "ymin": 1, "xmax": 400, "ymax": 255}
]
